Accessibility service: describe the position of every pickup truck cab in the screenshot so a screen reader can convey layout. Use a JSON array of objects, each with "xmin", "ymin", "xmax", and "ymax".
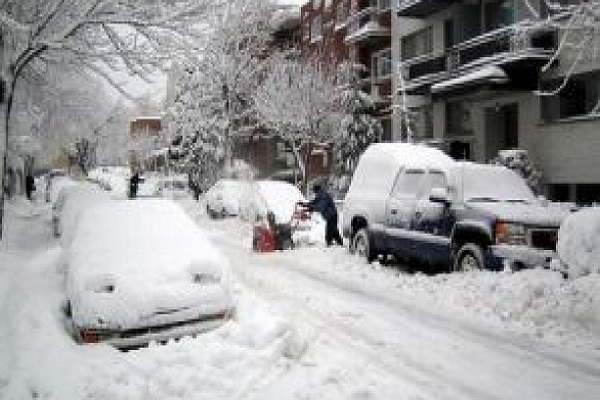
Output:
[{"xmin": 342, "ymin": 143, "xmax": 568, "ymax": 271}]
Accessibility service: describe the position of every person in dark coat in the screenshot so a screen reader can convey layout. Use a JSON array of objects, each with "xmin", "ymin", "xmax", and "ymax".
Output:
[
  {"xmin": 129, "ymin": 172, "xmax": 143, "ymax": 199},
  {"xmin": 25, "ymin": 174, "xmax": 35, "ymax": 201},
  {"xmin": 304, "ymin": 184, "xmax": 343, "ymax": 246}
]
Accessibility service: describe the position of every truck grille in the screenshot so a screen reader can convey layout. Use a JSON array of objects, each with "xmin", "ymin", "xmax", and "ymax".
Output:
[{"xmin": 529, "ymin": 229, "xmax": 558, "ymax": 251}]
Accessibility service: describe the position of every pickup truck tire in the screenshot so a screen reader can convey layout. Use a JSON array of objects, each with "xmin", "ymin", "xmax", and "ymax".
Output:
[
  {"xmin": 351, "ymin": 228, "xmax": 376, "ymax": 263},
  {"xmin": 454, "ymin": 243, "xmax": 485, "ymax": 272}
]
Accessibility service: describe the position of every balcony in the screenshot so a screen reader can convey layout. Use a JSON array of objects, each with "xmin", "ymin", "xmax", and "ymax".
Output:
[
  {"xmin": 345, "ymin": 7, "xmax": 391, "ymax": 44},
  {"xmin": 400, "ymin": 23, "xmax": 557, "ymax": 94},
  {"xmin": 397, "ymin": 0, "xmax": 460, "ymax": 18}
]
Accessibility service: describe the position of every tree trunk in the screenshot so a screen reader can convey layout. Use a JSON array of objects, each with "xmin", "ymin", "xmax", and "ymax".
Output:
[{"xmin": 0, "ymin": 74, "xmax": 14, "ymax": 240}]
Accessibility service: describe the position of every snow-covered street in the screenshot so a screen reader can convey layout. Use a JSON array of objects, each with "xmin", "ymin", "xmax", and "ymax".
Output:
[{"xmin": 1, "ymin": 198, "xmax": 599, "ymax": 400}]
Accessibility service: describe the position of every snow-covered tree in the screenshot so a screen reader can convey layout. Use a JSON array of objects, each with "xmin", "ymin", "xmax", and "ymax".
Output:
[
  {"xmin": 331, "ymin": 63, "xmax": 382, "ymax": 195},
  {"xmin": 165, "ymin": 0, "xmax": 277, "ymax": 191},
  {"xmin": 254, "ymin": 58, "xmax": 340, "ymax": 193},
  {"xmin": 1, "ymin": 0, "xmax": 215, "ymax": 237}
]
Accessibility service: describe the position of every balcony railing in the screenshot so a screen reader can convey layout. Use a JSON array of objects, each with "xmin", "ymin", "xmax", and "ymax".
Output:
[
  {"xmin": 397, "ymin": 0, "xmax": 460, "ymax": 18},
  {"xmin": 400, "ymin": 22, "xmax": 557, "ymax": 90},
  {"xmin": 346, "ymin": 7, "xmax": 390, "ymax": 43}
]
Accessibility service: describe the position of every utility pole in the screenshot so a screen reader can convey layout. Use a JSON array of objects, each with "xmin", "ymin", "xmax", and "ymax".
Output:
[{"xmin": 0, "ymin": 78, "xmax": 6, "ymax": 240}]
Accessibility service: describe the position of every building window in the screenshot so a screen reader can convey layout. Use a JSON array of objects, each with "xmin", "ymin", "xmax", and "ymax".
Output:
[
  {"xmin": 484, "ymin": 0, "xmax": 515, "ymax": 32},
  {"xmin": 414, "ymin": 105, "xmax": 433, "ymax": 139},
  {"xmin": 378, "ymin": 0, "xmax": 391, "ymax": 10},
  {"xmin": 380, "ymin": 118, "xmax": 392, "ymax": 142},
  {"xmin": 311, "ymin": 15, "xmax": 322, "ymax": 41},
  {"xmin": 336, "ymin": 2, "xmax": 348, "ymax": 25},
  {"xmin": 401, "ymin": 27, "xmax": 432, "ymax": 60},
  {"xmin": 541, "ymin": 72, "xmax": 600, "ymax": 121},
  {"xmin": 372, "ymin": 49, "xmax": 392, "ymax": 79},
  {"xmin": 445, "ymin": 101, "xmax": 474, "ymax": 137}
]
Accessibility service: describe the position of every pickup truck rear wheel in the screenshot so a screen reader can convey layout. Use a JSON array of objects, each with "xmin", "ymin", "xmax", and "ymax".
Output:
[
  {"xmin": 351, "ymin": 228, "xmax": 376, "ymax": 263},
  {"xmin": 454, "ymin": 243, "xmax": 485, "ymax": 272}
]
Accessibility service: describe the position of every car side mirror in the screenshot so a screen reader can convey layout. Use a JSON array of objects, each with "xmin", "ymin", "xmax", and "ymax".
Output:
[{"xmin": 429, "ymin": 187, "xmax": 450, "ymax": 204}]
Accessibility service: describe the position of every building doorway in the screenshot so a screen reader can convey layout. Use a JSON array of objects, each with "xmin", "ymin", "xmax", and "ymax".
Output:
[{"xmin": 484, "ymin": 103, "xmax": 518, "ymax": 161}]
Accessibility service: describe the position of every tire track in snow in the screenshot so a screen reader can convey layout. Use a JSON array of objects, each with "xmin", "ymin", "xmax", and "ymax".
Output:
[
  {"xmin": 211, "ymin": 235, "xmax": 504, "ymax": 400},
  {"xmin": 209, "ymin": 230, "xmax": 600, "ymax": 400}
]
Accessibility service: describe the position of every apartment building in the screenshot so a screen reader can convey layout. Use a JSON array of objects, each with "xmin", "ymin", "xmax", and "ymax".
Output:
[
  {"xmin": 301, "ymin": 0, "xmax": 394, "ymax": 140},
  {"xmin": 396, "ymin": 0, "xmax": 600, "ymax": 203}
]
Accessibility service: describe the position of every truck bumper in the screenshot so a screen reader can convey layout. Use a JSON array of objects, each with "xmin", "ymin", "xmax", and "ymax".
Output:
[{"xmin": 490, "ymin": 245, "xmax": 556, "ymax": 271}]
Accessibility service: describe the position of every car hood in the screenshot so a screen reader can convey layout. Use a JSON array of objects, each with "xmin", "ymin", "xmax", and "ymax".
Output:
[{"xmin": 467, "ymin": 202, "xmax": 570, "ymax": 226}]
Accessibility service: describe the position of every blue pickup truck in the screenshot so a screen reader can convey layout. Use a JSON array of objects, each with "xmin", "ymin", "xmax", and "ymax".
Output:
[{"xmin": 342, "ymin": 143, "xmax": 568, "ymax": 272}]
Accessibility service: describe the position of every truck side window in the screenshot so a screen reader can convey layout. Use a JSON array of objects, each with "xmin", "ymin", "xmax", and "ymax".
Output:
[
  {"xmin": 391, "ymin": 169, "xmax": 425, "ymax": 198},
  {"xmin": 429, "ymin": 170, "xmax": 448, "ymax": 190}
]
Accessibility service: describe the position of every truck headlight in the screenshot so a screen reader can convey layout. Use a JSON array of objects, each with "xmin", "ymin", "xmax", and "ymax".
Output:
[{"xmin": 495, "ymin": 222, "xmax": 527, "ymax": 246}]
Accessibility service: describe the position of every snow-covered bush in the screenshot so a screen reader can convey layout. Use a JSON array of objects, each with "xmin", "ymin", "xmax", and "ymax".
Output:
[{"xmin": 556, "ymin": 207, "xmax": 600, "ymax": 278}]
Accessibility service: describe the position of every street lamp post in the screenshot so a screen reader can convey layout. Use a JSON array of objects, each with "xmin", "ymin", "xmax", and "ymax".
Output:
[{"xmin": 0, "ymin": 78, "xmax": 6, "ymax": 240}]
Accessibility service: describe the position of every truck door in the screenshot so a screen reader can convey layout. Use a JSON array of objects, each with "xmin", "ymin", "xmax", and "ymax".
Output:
[
  {"xmin": 385, "ymin": 169, "xmax": 425, "ymax": 258},
  {"xmin": 412, "ymin": 170, "xmax": 453, "ymax": 265}
]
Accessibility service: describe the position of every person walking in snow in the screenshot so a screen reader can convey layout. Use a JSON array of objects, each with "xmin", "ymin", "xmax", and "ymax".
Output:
[
  {"xmin": 25, "ymin": 174, "xmax": 35, "ymax": 201},
  {"xmin": 303, "ymin": 183, "xmax": 343, "ymax": 246},
  {"xmin": 129, "ymin": 171, "xmax": 143, "ymax": 199}
]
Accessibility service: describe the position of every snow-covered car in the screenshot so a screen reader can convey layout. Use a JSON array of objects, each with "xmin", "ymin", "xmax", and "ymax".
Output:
[
  {"xmin": 51, "ymin": 183, "xmax": 111, "ymax": 239},
  {"xmin": 135, "ymin": 174, "xmax": 161, "ymax": 197},
  {"xmin": 205, "ymin": 179, "xmax": 249, "ymax": 218},
  {"xmin": 343, "ymin": 143, "xmax": 569, "ymax": 271},
  {"xmin": 65, "ymin": 199, "xmax": 234, "ymax": 349},
  {"xmin": 244, "ymin": 180, "xmax": 325, "ymax": 245},
  {"xmin": 56, "ymin": 184, "xmax": 112, "ymax": 245},
  {"xmin": 157, "ymin": 175, "xmax": 191, "ymax": 199}
]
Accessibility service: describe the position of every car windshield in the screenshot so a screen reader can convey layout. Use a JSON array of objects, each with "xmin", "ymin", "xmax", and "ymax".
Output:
[{"xmin": 459, "ymin": 165, "xmax": 536, "ymax": 203}]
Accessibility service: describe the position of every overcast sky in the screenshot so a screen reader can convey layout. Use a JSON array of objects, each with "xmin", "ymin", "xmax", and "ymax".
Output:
[{"xmin": 110, "ymin": 0, "xmax": 307, "ymax": 109}]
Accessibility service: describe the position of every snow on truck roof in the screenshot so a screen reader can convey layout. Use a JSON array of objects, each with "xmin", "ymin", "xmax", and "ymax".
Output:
[{"xmin": 349, "ymin": 143, "xmax": 454, "ymax": 195}]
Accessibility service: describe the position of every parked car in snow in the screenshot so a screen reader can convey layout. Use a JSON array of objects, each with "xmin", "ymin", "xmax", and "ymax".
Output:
[
  {"xmin": 243, "ymin": 180, "xmax": 325, "ymax": 246},
  {"xmin": 204, "ymin": 179, "xmax": 249, "ymax": 218},
  {"xmin": 52, "ymin": 183, "xmax": 111, "ymax": 240},
  {"xmin": 343, "ymin": 143, "xmax": 568, "ymax": 271},
  {"xmin": 157, "ymin": 174, "xmax": 191, "ymax": 199},
  {"xmin": 65, "ymin": 199, "xmax": 235, "ymax": 349}
]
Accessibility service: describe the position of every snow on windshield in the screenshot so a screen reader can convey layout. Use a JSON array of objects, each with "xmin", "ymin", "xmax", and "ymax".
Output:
[{"xmin": 457, "ymin": 164, "xmax": 535, "ymax": 203}]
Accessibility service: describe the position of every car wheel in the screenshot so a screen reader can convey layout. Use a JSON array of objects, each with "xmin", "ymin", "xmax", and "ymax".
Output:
[
  {"xmin": 454, "ymin": 243, "xmax": 486, "ymax": 272},
  {"xmin": 351, "ymin": 228, "xmax": 376, "ymax": 263}
]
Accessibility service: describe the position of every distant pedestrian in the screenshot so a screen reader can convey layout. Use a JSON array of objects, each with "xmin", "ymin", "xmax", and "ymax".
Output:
[
  {"xmin": 304, "ymin": 183, "xmax": 343, "ymax": 246},
  {"xmin": 25, "ymin": 174, "xmax": 35, "ymax": 201},
  {"xmin": 129, "ymin": 172, "xmax": 143, "ymax": 199}
]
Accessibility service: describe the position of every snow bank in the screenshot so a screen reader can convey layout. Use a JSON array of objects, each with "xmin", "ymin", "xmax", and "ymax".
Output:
[
  {"xmin": 267, "ymin": 245, "xmax": 600, "ymax": 350},
  {"xmin": 556, "ymin": 207, "xmax": 600, "ymax": 277},
  {"xmin": 5, "ymin": 196, "xmax": 40, "ymax": 218}
]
